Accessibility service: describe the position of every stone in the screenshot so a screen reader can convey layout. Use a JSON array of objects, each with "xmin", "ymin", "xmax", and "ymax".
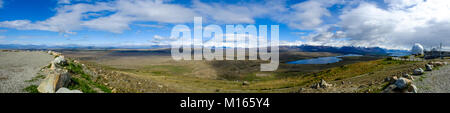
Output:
[
  {"xmin": 425, "ymin": 64, "xmax": 433, "ymax": 71},
  {"xmin": 403, "ymin": 74, "xmax": 414, "ymax": 81},
  {"xmin": 111, "ymin": 88, "xmax": 118, "ymax": 93},
  {"xmin": 52, "ymin": 56, "xmax": 67, "ymax": 66},
  {"xmin": 242, "ymin": 81, "xmax": 250, "ymax": 85},
  {"xmin": 50, "ymin": 62, "xmax": 57, "ymax": 70},
  {"xmin": 394, "ymin": 78, "xmax": 411, "ymax": 89},
  {"xmin": 56, "ymin": 87, "xmax": 82, "ymax": 93},
  {"xmin": 311, "ymin": 79, "xmax": 333, "ymax": 89},
  {"xmin": 298, "ymin": 88, "xmax": 305, "ymax": 93},
  {"xmin": 408, "ymin": 84, "xmax": 417, "ymax": 93},
  {"xmin": 37, "ymin": 69, "xmax": 71, "ymax": 93},
  {"xmin": 389, "ymin": 76, "xmax": 398, "ymax": 84},
  {"xmin": 311, "ymin": 83, "xmax": 320, "ymax": 89},
  {"xmin": 431, "ymin": 62, "xmax": 446, "ymax": 66},
  {"xmin": 413, "ymin": 68, "xmax": 424, "ymax": 75}
]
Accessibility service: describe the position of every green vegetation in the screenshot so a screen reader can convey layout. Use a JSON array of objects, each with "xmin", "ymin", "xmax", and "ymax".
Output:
[
  {"xmin": 358, "ymin": 82, "xmax": 390, "ymax": 93},
  {"xmin": 416, "ymin": 76, "xmax": 427, "ymax": 82},
  {"xmin": 68, "ymin": 77, "xmax": 96, "ymax": 93},
  {"xmin": 23, "ymin": 85, "xmax": 39, "ymax": 93},
  {"xmin": 67, "ymin": 62, "xmax": 91, "ymax": 80},
  {"xmin": 45, "ymin": 63, "xmax": 51, "ymax": 68},
  {"xmin": 140, "ymin": 65, "xmax": 191, "ymax": 76},
  {"xmin": 415, "ymin": 54, "xmax": 424, "ymax": 58},
  {"xmin": 65, "ymin": 60, "xmax": 111, "ymax": 93},
  {"xmin": 24, "ymin": 74, "xmax": 46, "ymax": 82}
]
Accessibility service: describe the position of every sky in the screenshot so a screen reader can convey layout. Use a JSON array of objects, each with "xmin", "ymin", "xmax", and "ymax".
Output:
[{"xmin": 0, "ymin": 0, "xmax": 449, "ymax": 50}]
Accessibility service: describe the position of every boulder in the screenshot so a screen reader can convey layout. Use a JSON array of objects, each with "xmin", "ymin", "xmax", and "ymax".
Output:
[
  {"xmin": 311, "ymin": 83, "xmax": 321, "ymax": 89},
  {"xmin": 388, "ymin": 76, "xmax": 398, "ymax": 84},
  {"xmin": 413, "ymin": 68, "xmax": 424, "ymax": 75},
  {"xmin": 425, "ymin": 64, "xmax": 433, "ymax": 71},
  {"xmin": 408, "ymin": 84, "xmax": 417, "ymax": 93},
  {"xmin": 37, "ymin": 69, "xmax": 71, "ymax": 93},
  {"xmin": 242, "ymin": 81, "xmax": 250, "ymax": 85},
  {"xmin": 430, "ymin": 62, "xmax": 446, "ymax": 66},
  {"xmin": 56, "ymin": 87, "xmax": 82, "ymax": 93},
  {"xmin": 311, "ymin": 79, "xmax": 333, "ymax": 89},
  {"xmin": 52, "ymin": 56, "xmax": 67, "ymax": 66},
  {"xmin": 403, "ymin": 74, "xmax": 414, "ymax": 81},
  {"xmin": 394, "ymin": 78, "xmax": 411, "ymax": 89}
]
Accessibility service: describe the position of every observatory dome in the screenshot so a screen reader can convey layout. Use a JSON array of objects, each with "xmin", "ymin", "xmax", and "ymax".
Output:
[{"xmin": 411, "ymin": 43, "xmax": 424, "ymax": 55}]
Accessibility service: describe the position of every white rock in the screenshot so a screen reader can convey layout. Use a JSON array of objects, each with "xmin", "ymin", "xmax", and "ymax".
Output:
[
  {"xmin": 425, "ymin": 64, "xmax": 433, "ymax": 71},
  {"xmin": 52, "ymin": 56, "xmax": 67, "ymax": 66},
  {"xmin": 413, "ymin": 68, "xmax": 424, "ymax": 75},
  {"xmin": 403, "ymin": 74, "xmax": 414, "ymax": 81},
  {"xmin": 408, "ymin": 84, "xmax": 418, "ymax": 93},
  {"xmin": 37, "ymin": 70, "xmax": 71, "ymax": 93},
  {"xmin": 56, "ymin": 87, "xmax": 82, "ymax": 93},
  {"xmin": 395, "ymin": 78, "xmax": 411, "ymax": 89}
]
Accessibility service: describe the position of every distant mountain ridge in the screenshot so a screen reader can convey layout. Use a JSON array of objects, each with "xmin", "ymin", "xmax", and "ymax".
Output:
[
  {"xmin": 279, "ymin": 45, "xmax": 392, "ymax": 56},
  {"xmin": 0, "ymin": 44, "xmax": 168, "ymax": 50},
  {"xmin": 0, "ymin": 44, "xmax": 405, "ymax": 56}
]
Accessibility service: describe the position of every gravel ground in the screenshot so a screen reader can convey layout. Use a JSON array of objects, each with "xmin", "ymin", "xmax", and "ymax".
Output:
[
  {"xmin": 414, "ymin": 64, "xmax": 450, "ymax": 93},
  {"xmin": 0, "ymin": 51, "xmax": 53, "ymax": 93}
]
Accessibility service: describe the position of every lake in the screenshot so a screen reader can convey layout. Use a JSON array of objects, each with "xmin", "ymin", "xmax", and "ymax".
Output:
[{"xmin": 287, "ymin": 54, "xmax": 363, "ymax": 64}]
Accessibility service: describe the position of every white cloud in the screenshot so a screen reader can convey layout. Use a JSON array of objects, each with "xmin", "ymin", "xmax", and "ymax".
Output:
[
  {"xmin": 82, "ymin": 0, "xmax": 198, "ymax": 33},
  {"xmin": 1, "ymin": 0, "xmax": 448, "ymax": 50},
  {"xmin": 134, "ymin": 24, "xmax": 165, "ymax": 28},
  {"xmin": 150, "ymin": 35, "xmax": 178, "ymax": 45},
  {"xmin": 333, "ymin": 0, "xmax": 450, "ymax": 49},
  {"xmin": 384, "ymin": 0, "xmax": 423, "ymax": 9},
  {"xmin": 57, "ymin": 0, "xmax": 71, "ymax": 4},
  {"xmin": 153, "ymin": 35, "xmax": 165, "ymax": 40},
  {"xmin": 192, "ymin": 0, "xmax": 285, "ymax": 24},
  {"xmin": 273, "ymin": 0, "xmax": 345, "ymax": 30},
  {"xmin": 0, "ymin": 0, "xmax": 196, "ymax": 34},
  {"xmin": 275, "ymin": 1, "xmax": 330, "ymax": 30},
  {"xmin": 0, "ymin": 2, "xmax": 114, "ymax": 35}
]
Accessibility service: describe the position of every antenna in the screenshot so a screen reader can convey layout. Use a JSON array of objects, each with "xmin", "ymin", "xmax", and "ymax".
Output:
[{"xmin": 440, "ymin": 42, "xmax": 443, "ymax": 59}]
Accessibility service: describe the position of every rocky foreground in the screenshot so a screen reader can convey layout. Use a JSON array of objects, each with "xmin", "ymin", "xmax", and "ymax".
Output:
[
  {"xmin": 0, "ymin": 51, "xmax": 53, "ymax": 93},
  {"xmin": 383, "ymin": 61, "xmax": 448, "ymax": 93},
  {"xmin": 1, "ymin": 50, "xmax": 111, "ymax": 93},
  {"xmin": 415, "ymin": 63, "xmax": 450, "ymax": 93}
]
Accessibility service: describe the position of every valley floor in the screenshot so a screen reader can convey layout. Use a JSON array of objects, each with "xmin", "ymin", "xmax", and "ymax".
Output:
[{"xmin": 62, "ymin": 50, "xmax": 434, "ymax": 93}]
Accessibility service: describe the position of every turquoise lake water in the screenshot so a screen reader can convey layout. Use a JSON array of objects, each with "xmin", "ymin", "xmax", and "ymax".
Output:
[{"xmin": 287, "ymin": 54, "xmax": 363, "ymax": 64}]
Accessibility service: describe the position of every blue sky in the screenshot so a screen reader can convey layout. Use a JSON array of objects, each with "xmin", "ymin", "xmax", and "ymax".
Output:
[{"xmin": 0, "ymin": 0, "xmax": 449, "ymax": 50}]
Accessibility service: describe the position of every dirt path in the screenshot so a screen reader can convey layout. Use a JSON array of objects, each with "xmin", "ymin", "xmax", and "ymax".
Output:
[
  {"xmin": 0, "ymin": 51, "xmax": 53, "ymax": 93},
  {"xmin": 414, "ymin": 64, "xmax": 450, "ymax": 93}
]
